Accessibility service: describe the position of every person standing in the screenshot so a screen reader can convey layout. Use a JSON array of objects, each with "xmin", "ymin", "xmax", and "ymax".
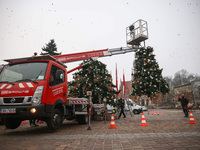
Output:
[
  {"xmin": 178, "ymin": 94, "xmax": 189, "ymax": 117},
  {"xmin": 118, "ymin": 98, "xmax": 126, "ymax": 119}
]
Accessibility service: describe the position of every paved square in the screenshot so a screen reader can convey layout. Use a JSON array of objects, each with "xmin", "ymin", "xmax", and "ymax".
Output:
[{"xmin": 0, "ymin": 109, "xmax": 200, "ymax": 149}]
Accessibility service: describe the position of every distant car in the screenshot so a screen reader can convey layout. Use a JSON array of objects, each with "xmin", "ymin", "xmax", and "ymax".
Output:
[
  {"xmin": 187, "ymin": 104, "xmax": 199, "ymax": 110},
  {"xmin": 141, "ymin": 106, "xmax": 148, "ymax": 111},
  {"xmin": 125, "ymin": 99, "xmax": 143, "ymax": 114},
  {"xmin": 175, "ymin": 105, "xmax": 182, "ymax": 109}
]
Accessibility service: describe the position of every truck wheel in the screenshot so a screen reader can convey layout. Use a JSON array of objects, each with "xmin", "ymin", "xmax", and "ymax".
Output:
[
  {"xmin": 77, "ymin": 115, "xmax": 88, "ymax": 124},
  {"xmin": 4, "ymin": 118, "xmax": 21, "ymax": 129},
  {"xmin": 46, "ymin": 109, "xmax": 63, "ymax": 130},
  {"xmin": 133, "ymin": 109, "xmax": 139, "ymax": 114}
]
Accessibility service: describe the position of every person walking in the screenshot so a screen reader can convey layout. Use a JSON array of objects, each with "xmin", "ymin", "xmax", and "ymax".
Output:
[
  {"xmin": 118, "ymin": 98, "xmax": 126, "ymax": 119},
  {"xmin": 178, "ymin": 94, "xmax": 189, "ymax": 117}
]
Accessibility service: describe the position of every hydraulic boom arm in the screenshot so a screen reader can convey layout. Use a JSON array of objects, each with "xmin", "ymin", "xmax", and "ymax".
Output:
[{"xmin": 54, "ymin": 47, "xmax": 137, "ymax": 63}]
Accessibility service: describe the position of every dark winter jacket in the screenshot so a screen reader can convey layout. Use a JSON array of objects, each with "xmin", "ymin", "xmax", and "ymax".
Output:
[
  {"xmin": 178, "ymin": 96, "xmax": 188, "ymax": 106},
  {"xmin": 118, "ymin": 98, "xmax": 125, "ymax": 108}
]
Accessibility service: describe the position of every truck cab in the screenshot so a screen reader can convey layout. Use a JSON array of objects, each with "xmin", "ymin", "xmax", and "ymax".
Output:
[{"xmin": 0, "ymin": 55, "xmax": 68, "ymax": 130}]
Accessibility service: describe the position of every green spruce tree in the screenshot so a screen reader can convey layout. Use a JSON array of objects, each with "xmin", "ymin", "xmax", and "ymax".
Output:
[
  {"xmin": 132, "ymin": 46, "xmax": 169, "ymax": 99},
  {"xmin": 69, "ymin": 60, "xmax": 119, "ymax": 106},
  {"xmin": 41, "ymin": 39, "xmax": 61, "ymax": 56}
]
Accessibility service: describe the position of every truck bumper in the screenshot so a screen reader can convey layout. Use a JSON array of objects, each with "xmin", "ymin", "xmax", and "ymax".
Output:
[{"xmin": 0, "ymin": 104, "xmax": 50, "ymax": 120}]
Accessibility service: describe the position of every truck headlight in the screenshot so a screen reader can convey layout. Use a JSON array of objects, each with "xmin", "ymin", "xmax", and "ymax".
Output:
[{"xmin": 32, "ymin": 86, "xmax": 43, "ymax": 106}]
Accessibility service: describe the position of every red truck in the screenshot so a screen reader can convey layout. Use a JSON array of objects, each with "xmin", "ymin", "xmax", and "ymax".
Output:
[
  {"xmin": 0, "ymin": 47, "xmax": 139, "ymax": 130},
  {"xmin": 0, "ymin": 20, "xmax": 148, "ymax": 130}
]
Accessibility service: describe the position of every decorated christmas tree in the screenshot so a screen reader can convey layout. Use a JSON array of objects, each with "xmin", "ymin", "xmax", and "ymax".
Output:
[
  {"xmin": 69, "ymin": 60, "xmax": 119, "ymax": 106},
  {"xmin": 132, "ymin": 46, "xmax": 169, "ymax": 100}
]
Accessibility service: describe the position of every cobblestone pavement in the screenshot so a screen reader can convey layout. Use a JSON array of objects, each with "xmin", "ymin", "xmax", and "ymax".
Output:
[{"xmin": 0, "ymin": 109, "xmax": 200, "ymax": 150}]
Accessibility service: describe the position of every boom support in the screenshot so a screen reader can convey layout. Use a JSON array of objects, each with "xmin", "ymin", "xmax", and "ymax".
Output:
[{"xmin": 54, "ymin": 47, "xmax": 137, "ymax": 63}]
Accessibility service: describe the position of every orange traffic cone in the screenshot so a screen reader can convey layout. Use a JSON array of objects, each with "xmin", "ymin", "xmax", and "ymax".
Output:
[
  {"xmin": 23, "ymin": 120, "xmax": 27, "ymax": 124},
  {"xmin": 109, "ymin": 114, "xmax": 117, "ymax": 129},
  {"xmin": 161, "ymin": 112, "xmax": 163, "ymax": 115},
  {"xmin": 154, "ymin": 111, "xmax": 156, "ymax": 115},
  {"xmin": 140, "ymin": 113, "xmax": 148, "ymax": 126},
  {"xmin": 151, "ymin": 111, "xmax": 153, "ymax": 115},
  {"xmin": 189, "ymin": 111, "xmax": 196, "ymax": 124},
  {"xmin": 157, "ymin": 110, "xmax": 159, "ymax": 115}
]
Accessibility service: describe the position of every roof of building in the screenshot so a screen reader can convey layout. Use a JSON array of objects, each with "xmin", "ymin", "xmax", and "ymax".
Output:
[{"xmin": 174, "ymin": 83, "xmax": 192, "ymax": 89}]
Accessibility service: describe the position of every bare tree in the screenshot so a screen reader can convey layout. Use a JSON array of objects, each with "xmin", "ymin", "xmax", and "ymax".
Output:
[
  {"xmin": 171, "ymin": 69, "xmax": 200, "ymax": 88},
  {"xmin": 164, "ymin": 69, "xmax": 200, "ymax": 106},
  {"xmin": 172, "ymin": 69, "xmax": 190, "ymax": 87}
]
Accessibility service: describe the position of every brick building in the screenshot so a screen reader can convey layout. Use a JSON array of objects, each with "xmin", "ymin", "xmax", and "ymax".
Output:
[
  {"xmin": 174, "ymin": 80, "xmax": 200, "ymax": 105},
  {"xmin": 174, "ymin": 83, "xmax": 193, "ymax": 101},
  {"xmin": 119, "ymin": 81, "xmax": 132, "ymax": 98}
]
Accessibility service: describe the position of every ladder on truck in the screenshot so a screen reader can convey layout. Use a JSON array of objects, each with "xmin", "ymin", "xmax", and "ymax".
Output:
[
  {"xmin": 4, "ymin": 47, "xmax": 138, "ymax": 71},
  {"xmin": 53, "ymin": 47, "xmax": 140, "ymax": 73},
  {"xmin": 54, "ymin": 47, "xmax": 138, "ymax": 63}
]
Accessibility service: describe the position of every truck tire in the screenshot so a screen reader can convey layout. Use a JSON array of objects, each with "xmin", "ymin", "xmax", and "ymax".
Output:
[
  {"xmin": 46, "ymin": 109, "xmax": 63, "ymax": 130},
  {"xmin": 77, "ymin": 115, "xmax": 88, "ymax": 124},
  {"xmin": 4, "ymin": 118, "xmax": 21, "ymax": 129},
  {"xmin": 133, "ymin": 109, "xmax": 139, "ymax": 114}
]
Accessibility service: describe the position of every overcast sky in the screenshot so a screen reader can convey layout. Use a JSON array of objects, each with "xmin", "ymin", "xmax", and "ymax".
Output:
[{"xmin": 0, "ymin": 0, "xmax": 200, "ymax": 82}]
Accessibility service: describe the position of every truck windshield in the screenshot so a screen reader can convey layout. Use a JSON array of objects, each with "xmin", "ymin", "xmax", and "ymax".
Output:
[{"xmin": 0, "ymin": 62, "xmax": 48, "ymax": 82}]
